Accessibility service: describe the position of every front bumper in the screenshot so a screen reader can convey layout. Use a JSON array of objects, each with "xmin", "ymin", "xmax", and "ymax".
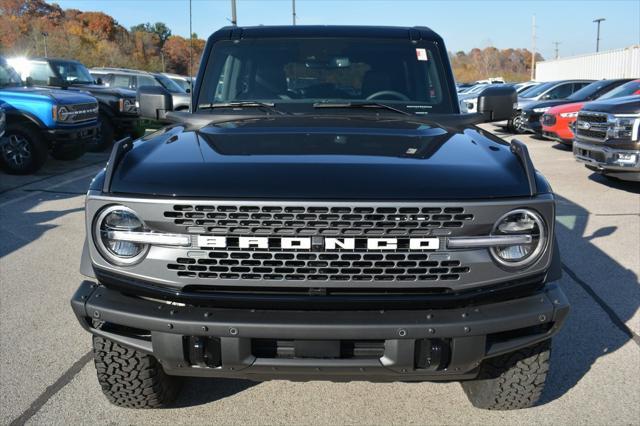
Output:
[
  {"xmin": 71, "ymin": 280, "xmax": 569, "ymax": 381},
  {"xmin": 574, "ymin": 141, "xmax": 640, "ymax": 181},
  {"xmin": 111, "ymin": 114, "xmax": 139, "ymax": 134},
  {"xmin": 520, "ymin": 111, "xmax": 544, "ymax": 134},
  {"xmin": 42, "ymin": 124, "xmax": 99, "ymax": 150}
]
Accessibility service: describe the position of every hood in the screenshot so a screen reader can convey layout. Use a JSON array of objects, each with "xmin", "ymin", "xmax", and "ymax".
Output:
[
  {"xmin": 547, "ymin": 102, "xmax": 584, "ymax": 115},
  {"xmin": 0, "ymin": 86, "xmax": 96, "ymax": 104},
  {"xmin": 522, "ymin": 99, "xmax": 570, "ymax": 112},
  {"xmin": 68, "ymin": 84, "xmax": 136, "ymax": 98},
  {"xmin": 110, "ymin": 115, "xmax": 533, "ymax": 200},
  {"xmin": 581, "ymin": 95, "xmax": 640, "ymax": 114}
]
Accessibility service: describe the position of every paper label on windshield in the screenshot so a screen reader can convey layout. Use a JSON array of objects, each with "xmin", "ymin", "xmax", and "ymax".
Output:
[{"xmin": 416, "ymin": 48, "xmax": 428, "ymax": 61}]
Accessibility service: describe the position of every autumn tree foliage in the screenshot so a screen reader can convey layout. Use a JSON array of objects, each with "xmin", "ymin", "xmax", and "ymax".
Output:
[
  {"xmin": 0, "ymin": 0, "xmax": 204, "ymax": 75},
  {"xmin": 450, "ymin": 47, "xmax": 544, "ymax": 83}
]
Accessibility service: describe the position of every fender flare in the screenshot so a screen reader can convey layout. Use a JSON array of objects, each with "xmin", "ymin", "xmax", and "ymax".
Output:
[{"xmin": 5, "ymin": 109, "xmax": 46, "ymax": 129}]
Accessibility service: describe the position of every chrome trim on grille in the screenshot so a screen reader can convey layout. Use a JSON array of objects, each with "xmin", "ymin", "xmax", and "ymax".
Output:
[{"xmin": 447, "ymin": 235, "xmax": 532, "ymax": 248}]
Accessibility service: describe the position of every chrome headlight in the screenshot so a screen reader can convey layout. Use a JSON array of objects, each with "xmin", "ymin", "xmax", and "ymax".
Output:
[
  {"xmin": 119, "ymin": 98, "xmax": 138, "ymax": 113},
  {"xmin": 607, "ymin": 115, "xmax": 640, "ymax": 141},
  {"xmin": 56, "ymin": 106, "xmax": 71, "ymax": 122},
  {"xmin": 93, "ymin": 206, "xmax": 149, "ymax": 266},
  {"xmin": 490, "ymin": 209, "xmax": 547, "ymax": 269}
]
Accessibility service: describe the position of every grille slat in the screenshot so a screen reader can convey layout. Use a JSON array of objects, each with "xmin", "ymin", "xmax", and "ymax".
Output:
[
  {"xmin": 167, "ymin": 251, "xmax": 470, "ymax": 282},
  {"xmin": 165, "ymin": 204, "xmax": 473, "ymax": 236}
]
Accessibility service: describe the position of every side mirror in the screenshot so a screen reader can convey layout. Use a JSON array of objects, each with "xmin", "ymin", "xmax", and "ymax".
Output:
[
  {"xmin": 137, "ymin": 85, "xmax": 173, "ymax": 120},
  {"xmin": 48, "ymin": 76, "xmax": 65, "ymax": 87},
  {"xmin": 25, "ymin": 76, "xmax": 34, "ymax": 87},
  {"xmin": 477, "ymin": 85, "xmax": 517, "ymax": 122}
]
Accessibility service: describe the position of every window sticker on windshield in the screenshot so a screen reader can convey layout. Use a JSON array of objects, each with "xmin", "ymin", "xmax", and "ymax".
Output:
[{"xmin": 416, "ymin": 48, "xmax": 428, "ymax": 61}]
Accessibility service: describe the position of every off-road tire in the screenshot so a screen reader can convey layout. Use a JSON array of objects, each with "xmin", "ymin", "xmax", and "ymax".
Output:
[
  {"xmin": 90, "ymin": 113, "xmax": 114, "ymax": 152},
  {"xmin": 0, "ymin": 124, "xmax": 48, "ymax": 174},
  {"xmin": 461, "ymin": 340, "xmax": 551, "ymax": 410},
  {"xmin": 92, "ymin": 336, "xmax": 182, "ymax": 408}
]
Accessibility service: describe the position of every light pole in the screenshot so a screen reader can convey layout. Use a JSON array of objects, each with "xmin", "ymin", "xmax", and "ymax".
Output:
[
  {"xmin": 292, "ymin": 0, "xmax": 297, "ymax": 25},
  {"xmin": 231, "ymin": 0, "xmax": 237, "ymax": 26},
  {"xmin": 42, "ymin": 32, "xmax": 48, "ymax": 57},
  {"xmin": 593, "ymin": 18, "xmax": 605, "ymax": 52}
]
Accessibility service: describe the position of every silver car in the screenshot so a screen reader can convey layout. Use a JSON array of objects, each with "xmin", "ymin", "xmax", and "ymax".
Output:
[{"xmin": 91, "ymin": 67, "xmax": 191, "ymax": 111}]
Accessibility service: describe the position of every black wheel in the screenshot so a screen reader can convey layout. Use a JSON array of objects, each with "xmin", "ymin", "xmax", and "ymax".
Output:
[
  {"xmin": 511, "ymin": 113, "xmax": 525, "ymax": 134},
  {"xmin": 461, "ymin": 340, "xmax": 551, "ymax": 410},
  {"xmin": 0, "ymin": 124, "xmax": 48, "ymax": 174},
  {"xmin": 92, "ymin": 336, "xmax": 182, "ymax": 408},
  {"xmin": 89, "ymin": 114, "xmax": 115, "ymax": 152},
  {"xmin": 51, "ymin": 145, "xmax": 85, "ymax": 161}
]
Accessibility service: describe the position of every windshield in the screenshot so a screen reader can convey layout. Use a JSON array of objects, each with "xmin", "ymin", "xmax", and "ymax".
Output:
[
  {"xmin": 156, "ymin": 74, "xmax": 186, "ymax": 93},
  {"xmin": 567, "ymin": 80, "xmax": 616, "ymax": 101},
  {"xmin": 49, "ymin": 60, "xmax": 94, "ymax": 84},
  {"xmin": 519, "ymin": 82, "xmax": 554, "ymax": 98},
  {"xmin": 0, "ymin": 61, "xmax": 22, "ymax": 88},
  {"xmin": 198, "ymin": 38, "xmax": 455, "ymax": 114},
  {"xmin": 597, "ymin": 80, "xmax": 640, "ymax": 100},
  {"xmin": 169, "ymin": 77, "xmax": 191, "ymax": 92}
]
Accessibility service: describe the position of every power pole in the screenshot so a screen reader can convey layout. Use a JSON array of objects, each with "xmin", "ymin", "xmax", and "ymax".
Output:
[
  {"xmin": 42, "ymin": 32, "xmax": 48, "ymax": 57},
  {"xmin": 553, "ymin": 41, "xmax": 561, "ymax": 59},
  {"xmin": 593, "ymin": 18, "xmax": 605, "ymax": 52},
  {"xmin": 530, "ymin": 15, "xmax": 536, "ymax": 80},
  {"xmin": 231, "ymin": 0, "xmax": 237, "ymax": 26},
  {"xmin": 292, "ymin": 0, "xmax": 297, "ymax": 25}
]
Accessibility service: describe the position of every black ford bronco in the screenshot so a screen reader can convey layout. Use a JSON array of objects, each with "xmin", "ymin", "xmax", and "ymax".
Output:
[{"xmin": 71, "ymin": 26, "xmax": 569, "ymax": 410}]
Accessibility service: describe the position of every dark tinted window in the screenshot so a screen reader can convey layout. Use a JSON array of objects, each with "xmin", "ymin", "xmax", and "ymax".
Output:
[
  {"xmin": 544, "ymin": 83, "xmax": 574, "ymax": 99},
  {"xmin": 198, "ymin": 38, "xmax": 455, "ymax": 114},
  {"xmin": 567, "ymin": 80, "xmax": 626, "ymax": 101},
  {"xmin": 597, "ymin": 80, "xmax": 640, "ymax": 100}
]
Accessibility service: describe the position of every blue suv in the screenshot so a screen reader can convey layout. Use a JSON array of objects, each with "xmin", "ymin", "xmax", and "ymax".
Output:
[{"xmin": 0, "ymin": 57, "xmax": 99, "ymax": 174}]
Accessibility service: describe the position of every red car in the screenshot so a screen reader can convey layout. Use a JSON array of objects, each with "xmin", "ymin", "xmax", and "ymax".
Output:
[{"xmin": 541, "ymin": 79, "xmax": 640, "ymax": 145}]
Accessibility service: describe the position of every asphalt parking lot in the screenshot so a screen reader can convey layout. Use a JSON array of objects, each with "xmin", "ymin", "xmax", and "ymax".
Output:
[{"xmin": 0, "ymin": 125, "xmax": 638, "ymax": 425}]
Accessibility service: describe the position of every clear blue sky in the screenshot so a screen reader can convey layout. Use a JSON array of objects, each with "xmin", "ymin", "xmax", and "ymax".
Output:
[{"xmin": 51, "ymin": 0, "xmax": 640, "ymax": 60}]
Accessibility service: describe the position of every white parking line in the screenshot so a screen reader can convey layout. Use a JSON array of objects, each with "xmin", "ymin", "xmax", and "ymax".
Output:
[{"xmin": 0, "ymin": 169, "xmax": 99, "ymax": 208}]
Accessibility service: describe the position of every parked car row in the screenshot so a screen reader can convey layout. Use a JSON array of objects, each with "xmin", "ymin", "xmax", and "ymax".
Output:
[
  {"xmin": 0, "ymin": 56, "xmax": 191, "ymax": 174},
  {"xmin": 497, "ymin": 78, "xmax": 640, "ymax": 182}
]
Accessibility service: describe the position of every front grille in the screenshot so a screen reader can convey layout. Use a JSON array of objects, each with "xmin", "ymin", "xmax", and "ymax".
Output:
[
  {"xmin": 66, "ymin": 102, "xmax": 99, "ymax": 122},
  {"xmin": 165, "ymin": 205, "xmax": 474, "ymax": 236},
  {"xmin": 167, "ymin": 251, "xmax": 470, "ymax": 282},
  {"xmin": 542, "ymin": 114, "xmax": 556, "ymax": 126},
  {"xmin": 575, "ymin": 111, "xmax": 608, "ymax": 142}
]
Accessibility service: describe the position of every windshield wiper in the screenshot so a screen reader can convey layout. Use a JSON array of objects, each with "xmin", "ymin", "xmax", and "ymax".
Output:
[
  {"xmin": 313, "ymin": 101, "xmax": 412, "ymax": 116},
  {"xmin": 198, "ymin": 101, "xmax": 288, "ymax": 115}
]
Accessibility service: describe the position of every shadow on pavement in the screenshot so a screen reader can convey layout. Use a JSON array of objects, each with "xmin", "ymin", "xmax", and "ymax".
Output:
[
  {"xmin": 174, "ymin": 378, "xmax": 257, "ymax": 407},
  {"xmin": 0, "ymin": 192, "xmax": 85, "ymax": 258},
  {"xmin": 587, "ymin": 173, "xmax": 640, "ymax": 194},
  {"xmin": 539, "ymin": 194, "xmax": 639, "ymax": 404},
  {"xmin": 550, "ymin": 142, "xmax": 572, "ymax": 152}
]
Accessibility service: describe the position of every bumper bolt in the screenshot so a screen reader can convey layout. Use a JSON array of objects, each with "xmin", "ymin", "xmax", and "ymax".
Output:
[
  {"xmin": 398, "ymin": 329, "xmax": 407, "ymax": 337},
  {"xmin": 461, "ymin": 313, "xmax": 468, "ymax": 318},
  {"xmin": 201, "ymin": 326, "xmax": 208, "ymax": 332},
  {"xmin": 169, "ymin": 310, "xmax": 175, "ymax": 315},
  {"xmin": 204, "ymin": 312, "xmax": 211, "ymax": 318},
  {"xmin": 426, "ymin": 314, "xmax": 433, "ymax": 320},
  {"xmin": 92, "ymin": 310, "xmax": 100, "ymax": 318},
  {"xmin": 539, "ymin": 314, "xmax": 547, "ymax": 322},
  {"xmin": 463, "ymin": 326, "xmax": 471, "ymax": 333},
  {"xmin": 428, "ymin": 328, "xmax": 435, "ymax": 334},
  {"xmin": 167, "ymin": 323, "xmax": 173, "ymax": 329},
  {"xmin": 229, "ymin": 327, "xmax": 238, "ymax": 336}
]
